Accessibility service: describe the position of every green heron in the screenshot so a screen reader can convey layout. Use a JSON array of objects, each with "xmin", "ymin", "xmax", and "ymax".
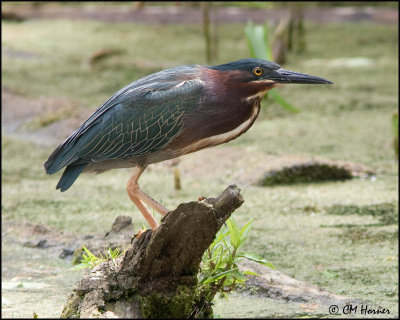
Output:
[{"xmin": 44, "ymin": 59, "xmax": 332, "ymax": 230}]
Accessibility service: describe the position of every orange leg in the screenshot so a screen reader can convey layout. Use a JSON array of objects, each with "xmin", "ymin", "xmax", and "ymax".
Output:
[
  {"xmin": 126, "ymin": 166, "xmax": 169, "ymax": 230},
  {"xmin": 134, "ymin": 187, "xmax": 169, "ymax": 216}
]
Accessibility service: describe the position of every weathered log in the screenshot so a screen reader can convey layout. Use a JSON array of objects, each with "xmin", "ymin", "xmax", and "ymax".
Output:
[{"xmin": 61, "ymin": 185, "xmax": 244, "ymax": 318}]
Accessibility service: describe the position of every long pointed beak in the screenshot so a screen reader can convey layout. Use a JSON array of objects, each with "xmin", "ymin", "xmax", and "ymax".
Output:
[{"xmin": 268, "ymin": 68, "xmax": 333, "ymax": 84}]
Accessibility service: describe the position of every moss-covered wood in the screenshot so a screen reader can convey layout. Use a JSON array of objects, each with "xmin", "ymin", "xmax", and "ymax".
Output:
[{"xmin": 61, "ymin": 185, "xmax": 243, "ymax": 318}]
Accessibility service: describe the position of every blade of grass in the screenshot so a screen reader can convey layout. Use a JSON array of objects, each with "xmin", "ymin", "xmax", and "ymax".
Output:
[
  {"xmin": 245, "ymin": 20, "xmax": 298, "ymax": 113},
  {"xmin": 237, "ymin": 252, "xmax": 276, "ymax": 269},
  {"xmin": 269, "ymin": 90, "xmax": 300, "ymax": 113}
]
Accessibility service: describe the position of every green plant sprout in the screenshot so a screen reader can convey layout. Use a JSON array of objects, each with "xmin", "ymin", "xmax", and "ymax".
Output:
[
  {"xmin": 245, "ymin": 21, "xmax": 299, "ymax": 113},
  {"xmin": 71, "ymin": 245, "xmax": 124, "ymax": 270},
  {"xmin": 198, "ymin": 217, "xmax": 275, "ymax": 302}
]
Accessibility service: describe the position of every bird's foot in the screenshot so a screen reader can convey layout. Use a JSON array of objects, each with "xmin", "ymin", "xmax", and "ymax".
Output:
[{"xmin": 198, "ymin": 196, "xmax": 206, "ymax": 201}]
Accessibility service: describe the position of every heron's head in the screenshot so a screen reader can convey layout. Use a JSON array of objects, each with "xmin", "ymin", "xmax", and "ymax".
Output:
[
  {"xmin": 206, "ymin": 58, "xmax": 332, "ymax": 100},
  {"xmin": 210, "ymin": 58, "xmax": 333, "ymax": 85}
]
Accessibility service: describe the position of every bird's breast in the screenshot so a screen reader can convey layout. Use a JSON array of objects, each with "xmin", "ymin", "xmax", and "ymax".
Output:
[
  {"xmin": 164, "ymin": 99, "xmax": 261, "ymax": 157},
  {"xmin": 190, "ymin": 102, "xmax": 259, "ymax": 150}
]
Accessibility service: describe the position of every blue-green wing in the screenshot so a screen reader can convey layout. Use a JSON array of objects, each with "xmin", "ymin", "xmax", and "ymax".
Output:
[
  {"xmin": 79, "ymin": 95, "xmax": 193, "ymax": 161},
  {"xmin": 45, "ymin": 77, "xmax": 203, "ymax": 173}
]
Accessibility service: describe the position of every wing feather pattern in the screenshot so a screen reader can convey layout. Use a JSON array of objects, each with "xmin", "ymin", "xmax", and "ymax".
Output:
[{"xmin": 44, "ymin": 68, "xmax": 203, "ymax": 185}]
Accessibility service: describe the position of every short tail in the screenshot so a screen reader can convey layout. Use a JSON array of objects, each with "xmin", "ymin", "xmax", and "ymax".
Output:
[
  {"xmin": 56, "ymin": 164, "xmax": 87, "ymax": 192},
  {"xmin": 44, "ymin": 142, "xmax": 76, "ymax": 175},
  {"xmin": 44, "ymin": 135, "xmax": 87, "ymax": 191}
]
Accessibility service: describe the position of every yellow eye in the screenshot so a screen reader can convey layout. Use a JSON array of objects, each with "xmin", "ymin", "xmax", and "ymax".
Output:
[{"xmin": 253, "ymin": 67, "xmax": 263, "ymax": 76}]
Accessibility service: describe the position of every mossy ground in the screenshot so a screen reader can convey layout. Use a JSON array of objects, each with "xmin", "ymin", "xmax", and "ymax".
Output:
[
  {"xmin": 2, "ymin": 8, "xmax": 398, "ymax": 318},
  {"xmin": 258, "ymin": 162, "xmax": 353, "ymax": 186}
]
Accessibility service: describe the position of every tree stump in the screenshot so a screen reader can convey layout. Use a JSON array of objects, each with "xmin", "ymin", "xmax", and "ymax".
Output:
[{"xmin": 61, "ymin": 185, "xmax": 244, "ymax": 318}]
